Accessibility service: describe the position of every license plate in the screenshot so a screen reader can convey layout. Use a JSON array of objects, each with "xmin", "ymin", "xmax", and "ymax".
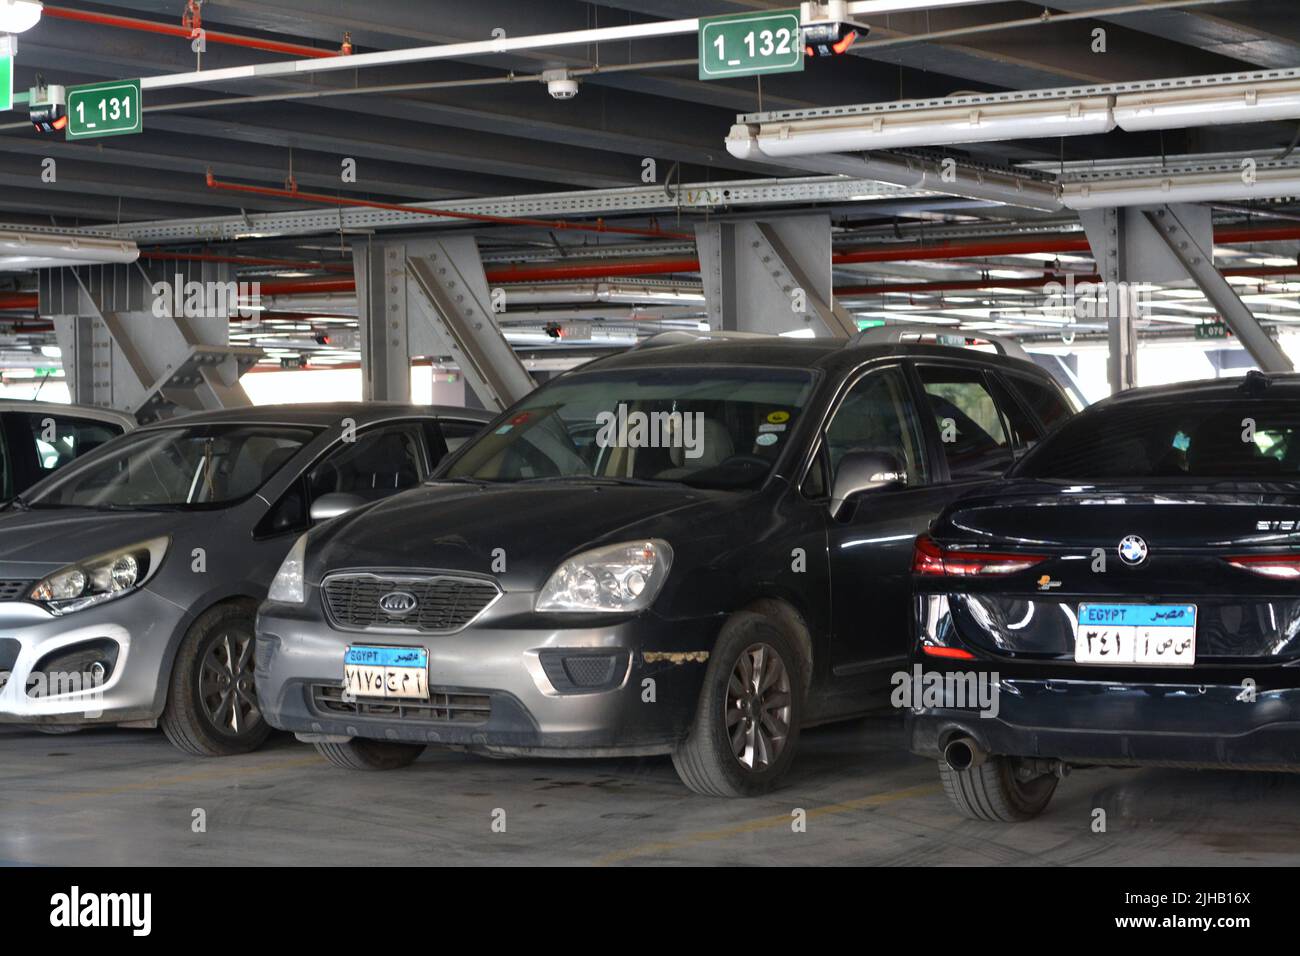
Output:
[
  {"xmin": 343, "ymin": 645, "xmax": 429, "ymax": 699},
  {"xmin": 1076, "ymin": 604, "xmax": 1196, "ymax": 666}
]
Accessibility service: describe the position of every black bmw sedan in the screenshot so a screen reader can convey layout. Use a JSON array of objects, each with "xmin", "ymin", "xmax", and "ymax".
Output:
[{"xmin": 908, "ymin": 371, "xmax": 1300, "ymax": 821}]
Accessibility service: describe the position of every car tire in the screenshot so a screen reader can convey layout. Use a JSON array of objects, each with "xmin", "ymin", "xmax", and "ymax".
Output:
[
  {"xmin": 314, "ymin": 739, "xmax": 426, "ymax": 771},
  {"xmin": 672, "ymin": 614, "xmax": 804, "ymax": 797},
  {"xmin": 160, "ymin": 601, "xmax": 271, "ymax": 757},
  {"xmin": 938, "ymin": 756, "xmax": 1057, "ymax": 822}
]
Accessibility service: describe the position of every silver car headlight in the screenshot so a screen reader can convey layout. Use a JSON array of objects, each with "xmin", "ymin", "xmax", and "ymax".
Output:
[
  {"xmin": 267, "ymin": 533, "xmax": 309, "ymax": 605},
  {"xmin": 29, "ymin": 537, "xmax": 169, "ymax": 616},
  {"xmin": 536, "ymin": 539, "xmax": 673, "ymax": 613}
]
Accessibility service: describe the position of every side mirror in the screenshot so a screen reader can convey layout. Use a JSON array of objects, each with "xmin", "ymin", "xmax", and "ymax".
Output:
[
  {"xmin": 310, "ymin": 492, "xmax": 367, "ymax": 522},
  {"xmin": 829, "ymin": 450, "xmax": 905, "ymax": 519}
]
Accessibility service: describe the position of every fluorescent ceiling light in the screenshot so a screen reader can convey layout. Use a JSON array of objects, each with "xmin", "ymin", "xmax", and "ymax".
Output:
[
  {"xmin": 0, "ymin": 0, "xmax": 41, "ymax": 33},
  {"xmin": 1115, "ymin": 74, "xmax": 1300, "ymax": 132},
  {"xmin": 728, "ymin": 95, "xmax": 1114, "ymax": 157},
  {"xmin": 1062, "ymin": 166, "xmax": 1300, "ymax": 209},
  {"xmin": 0, "ymin": 230, "xmax": 138, "ymax": 272}
]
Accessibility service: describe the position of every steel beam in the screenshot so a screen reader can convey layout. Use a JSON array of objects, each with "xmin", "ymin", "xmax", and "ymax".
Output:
[
  {"xmin": 41, "ymin": 260, "xmax": 262, "ymax": 420},
  {"xmin": 1145, "ymin": 204, "xmax": 1294, "ymax": 373},
  {"xmin": 355, "ymin": 237, "xmax": 534, "ymax": 411},
  {"xmin": 697, "ymin": 214, "xmax": 856, "ymax": 339},
  {"xmin": 1080, "ymin": 208, "xmax": 1137, "ymax": 393}
]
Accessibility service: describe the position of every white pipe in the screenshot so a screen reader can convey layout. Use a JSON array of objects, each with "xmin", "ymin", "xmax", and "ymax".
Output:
[{"xmin": 136, "ymin": 1, "xmax": 1005, "ymax": 92}]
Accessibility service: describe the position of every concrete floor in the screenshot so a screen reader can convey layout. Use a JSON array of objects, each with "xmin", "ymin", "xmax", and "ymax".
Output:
[{"xmin": 3, "ymin": 717, "xmax": 1300, "ymax": 866}]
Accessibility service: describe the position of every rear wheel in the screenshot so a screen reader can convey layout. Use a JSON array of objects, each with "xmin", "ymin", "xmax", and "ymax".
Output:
[
  {"xmin": 672, "ymin": 615, "xmax": 804, "ymax": 797},
  {"xmin": 161, "ymin": 602, "xmax": 271, "ymax": 757},
  {"xmin": 939, "ymin": 756, "xmax": 1057, "ymax": 822},
  {"xmin": 314, "ymin": 738, "xmax": 426, "ymax": 771}
]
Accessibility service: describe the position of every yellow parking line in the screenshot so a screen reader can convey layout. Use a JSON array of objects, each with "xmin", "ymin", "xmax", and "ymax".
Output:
[
  {"xmin": 26, "ymin": 754, "xmax": 327, "ymax": 805},
  {"xmin": 595, "ymin": 782, "xmax": 942, "ymax": 865}
]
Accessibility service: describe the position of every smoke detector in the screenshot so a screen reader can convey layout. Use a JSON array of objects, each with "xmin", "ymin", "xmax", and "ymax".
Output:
[{"xmin": 542, "ymin": 69, "xmax": 580, "ymax": 100}]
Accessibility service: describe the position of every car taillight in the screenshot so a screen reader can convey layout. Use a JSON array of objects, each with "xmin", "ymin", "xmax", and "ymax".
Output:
[
  {"xmin": 912, "ymin": 534, "xmax": 1047, "ymax": 576},
  {"xmin": 1224, "ymin": 555, "xmax": 1300, "ymax": 579}
]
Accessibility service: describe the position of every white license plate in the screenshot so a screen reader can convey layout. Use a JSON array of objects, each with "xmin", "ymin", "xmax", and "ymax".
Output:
[
  {"xmin": 1076, "ymin": 604, "xmax": 1196, "ymax": 666},
  {"xmin": 343, "ymin": 645, "xmax": 429, "ymax": 699}
]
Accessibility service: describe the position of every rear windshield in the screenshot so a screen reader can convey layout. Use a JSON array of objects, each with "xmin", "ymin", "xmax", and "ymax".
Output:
[{"xmin": 1016, "ymin": 399, "xmax": 1300, "ymax": 480}]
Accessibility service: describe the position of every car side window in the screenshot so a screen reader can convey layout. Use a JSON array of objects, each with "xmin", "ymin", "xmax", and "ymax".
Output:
[
  {"xmin": 308, "ymin": 424, "xmax": 426, "ymax": 504},
  {"xmin": 823, "ymin": 366, "xmax": 927, "ymax": 488},
  {"xmin": 256, "ymin": 423, "xmax": 428, "ymax": 538},
  {"xmin": 917, "ymin": 365, "xmax": 1015, "ymax": 480},
  {"xmin": 987, "ymin": 375, "xmax": 1042, "ymax": 454},
  {"xmin": 19, "ymin": 413, "xmax": 123, "ymax": 474},
  {"xmin": 1008, "ymin": 373, "xmax": 1074, "ymax": 433},
  {"xmin": 437, "ymin": 420, "xmax": 485, "ymax": 457}
]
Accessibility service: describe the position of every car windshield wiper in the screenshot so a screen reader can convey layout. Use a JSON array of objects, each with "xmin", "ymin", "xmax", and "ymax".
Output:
[
  {"xmin": 427, "ymin": 476, "xmax": 497, "ymax": 487},
  {"xmin": 6, "ymin": 494, "xmax": 30, "ymax": 511},
  {"xmin": 513, "ymin": 475, "xmax": 684, "ymax": 488}
]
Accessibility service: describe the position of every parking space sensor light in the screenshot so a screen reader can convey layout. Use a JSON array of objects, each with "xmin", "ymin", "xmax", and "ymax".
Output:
[{"xmin": 0, "ymin": 0, "xmax": 42, "ymax": 33}]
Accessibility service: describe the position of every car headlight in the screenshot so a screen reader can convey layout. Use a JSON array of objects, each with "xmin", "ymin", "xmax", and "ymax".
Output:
[
  {"xmin": 536, "ymin": 539, "xmax": 673, "ymax": 613},
  {"xmin": 29, "ymin": 537, "xmax": 169, "ymax": 616},
  {"xmin": 267, "ymin": 533, "xmax": 309, "ymax": 605}
]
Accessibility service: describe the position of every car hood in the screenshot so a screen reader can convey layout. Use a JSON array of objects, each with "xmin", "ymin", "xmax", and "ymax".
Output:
[
  {"xmin": 310, "ymin": 481, "xmax": 730, "ymax": 591},
  {"xmin": 0, "ymin": 508, "xmax": 194, "ymax": 578}
]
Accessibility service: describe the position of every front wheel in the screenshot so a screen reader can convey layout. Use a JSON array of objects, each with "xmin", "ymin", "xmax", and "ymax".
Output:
[
  {"xmin": 938, "ymin": 756, "xmax": 1058, "ymax": 822},
  {"xmin": 672, "ymin": 615, "xmax": 804, "ymax": 797},
  {"xmin": 314, "ymin": 738, "xmax": 426, "ymax": 771},
  {"xmin": 161, "ymin": 602, "xmax": 270, "ymax": 757}
]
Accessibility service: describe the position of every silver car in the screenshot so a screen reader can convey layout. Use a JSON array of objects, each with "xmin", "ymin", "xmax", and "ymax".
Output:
[
  {"xmin": 0, "ymin": 400, "xmax": 134, "ymax": 501},
  {"xmin": 0, "ymin": 402, "xmax": 490, "ymax": 754}
]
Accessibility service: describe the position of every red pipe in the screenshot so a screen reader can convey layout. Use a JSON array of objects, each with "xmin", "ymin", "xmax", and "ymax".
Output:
[
  {"xmin": 205, "ymin": 172, "xmax": 695, "ymax": 242},
  {"xmin": 0, "ymin": 293, "xmax": 38, "ymax": 310},
  {"xmin": 833, "ymin": 265, "xmax": 1300, "ymax": 297},
  {"xmin": 43, "ymin": 6, "xmax": 341, "ymax": 59}
]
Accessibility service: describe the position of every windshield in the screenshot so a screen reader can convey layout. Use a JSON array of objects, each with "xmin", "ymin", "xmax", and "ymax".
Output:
[
  {"xmin": 1016, "ymin": 399, "xmax": 1300, "ymax": 481},
  {"xmin": 444, "ymin": 365, "xmax": 818, "ymax": 489},
  {"xmin": 27, "ymin": 424, "xmax": 318, "ymax": 509}
]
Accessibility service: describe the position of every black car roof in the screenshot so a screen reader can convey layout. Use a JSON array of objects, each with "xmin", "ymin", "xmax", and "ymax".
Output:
[
  {"xmin": 574, "ymin": 338, "xmax": 1049, "ymax": 378},
  {"xmin": 1087, "ymin": 372, "xmax": 1300, "ymax": 411},
  {"xmin": 135, "ymin": 402, "xmax": 493, "ymax": 431}
]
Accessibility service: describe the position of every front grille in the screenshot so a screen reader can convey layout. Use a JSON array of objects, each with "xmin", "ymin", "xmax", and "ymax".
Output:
[
  {"xmin": 0, "ymin": 580, "xmax": 31, "ymax": 602},
  {"xmin": 310, "ymin": 683, "xmax": 491, "ymax": 724},
  {"xmin": 322, "ymin": 573, "xmax": 500, "ymax": 633}
]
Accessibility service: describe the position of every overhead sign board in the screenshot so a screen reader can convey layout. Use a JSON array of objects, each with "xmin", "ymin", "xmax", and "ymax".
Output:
[
  {"xmin": 66, "ymin": 79, "xmax": 142, "ymax": 140},
  {"xmin": 699, "ymin": 10, "xmax": 803, "ymax": 81},
  {"xmin": 0, "ymin": 56, "xmax": 11, "ymax": 112}
]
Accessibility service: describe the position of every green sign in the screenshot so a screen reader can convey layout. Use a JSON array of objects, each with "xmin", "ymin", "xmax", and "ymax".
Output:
[
  {"xmin": 855, "ymin": 319, "xmax": 885, "ymax": 331},
  {"xmin": 0, "ymin": 57, "xmax": 11, "ymax": 113},
  {"xmin": 1195, "ymin": 320, "xmax": 1229, "ymax": 340},
  {"xmin": 699, "ymin": 9, "xmax": 803, "ymax": 81},
  {"xmin": 66, "ymin": 79, "xmax": 142, "ymax": 140}
]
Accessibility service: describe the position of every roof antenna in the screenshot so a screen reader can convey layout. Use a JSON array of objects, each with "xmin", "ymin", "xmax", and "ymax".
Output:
[{"xmin": 1240, "ymin": 368, "xmax": 1272, "ymax": 395}]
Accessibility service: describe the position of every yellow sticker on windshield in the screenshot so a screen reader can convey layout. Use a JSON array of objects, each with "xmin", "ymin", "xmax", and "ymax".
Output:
[{"xmin": 766, "ymin": 410, "xmax": 790, "ymax": 424}]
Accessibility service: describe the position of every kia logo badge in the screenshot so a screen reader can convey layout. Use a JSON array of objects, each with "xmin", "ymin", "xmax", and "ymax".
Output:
[
  {"xmin": 1117, "ymin": 535, "xmax": 1148, "ymax": 567},
  {"xmin": 378, "ymin": 590, "xmax": 418, "ymax": 615}
]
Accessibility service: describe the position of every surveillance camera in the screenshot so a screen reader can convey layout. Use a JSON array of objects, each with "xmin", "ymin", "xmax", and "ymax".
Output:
[{"xmin": 542, "ymin": 69, "xmax": 579, "ymax": 100}]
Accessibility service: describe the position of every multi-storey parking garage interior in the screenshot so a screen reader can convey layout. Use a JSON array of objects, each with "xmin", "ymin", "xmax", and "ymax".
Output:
[{"xmin": 4, "ymin": 0, "xmax": 1300, "ymax": 887}]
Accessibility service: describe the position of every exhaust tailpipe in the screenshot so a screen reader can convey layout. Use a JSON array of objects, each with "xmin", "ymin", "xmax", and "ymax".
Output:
[{"xmin": 943, "ymin": 736, "xmax": 987, "ymax": 772}]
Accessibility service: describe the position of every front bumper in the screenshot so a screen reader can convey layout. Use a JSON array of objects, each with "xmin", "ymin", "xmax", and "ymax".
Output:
[
  {"xmin": 0, "ymin": 589, "xmax": 190, "ymax": 726},
  {"xmin": 255, "ymin": 592, "xmax": 717, "ymax": 756},
  {"xmin": 908, "ymin": 671, "xmax": 1300, "ymax": 770}
]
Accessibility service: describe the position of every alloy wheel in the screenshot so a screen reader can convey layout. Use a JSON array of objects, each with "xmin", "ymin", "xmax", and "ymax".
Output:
[
  {"xmin": 199, "ymin": 631, "xmax": 261, "ymax": 736},
  {"xmin": 725, "ymin": 642, "xmax": 792, "ymax": 771}
]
